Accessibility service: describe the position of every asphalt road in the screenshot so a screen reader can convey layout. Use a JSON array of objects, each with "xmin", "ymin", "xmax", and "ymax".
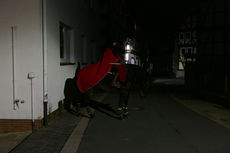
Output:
[{"xmin": 77, "ymin": 87, "xmax": 230, "ymax": 153}]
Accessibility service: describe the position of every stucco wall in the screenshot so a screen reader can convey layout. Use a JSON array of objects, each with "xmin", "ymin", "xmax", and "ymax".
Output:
[
  {"xmin": 0, "ymin": 0, "xmax": 43, "ymax": 119},
  {"xmin": 0, "ymin": 0, "xmax": 106, "ymax": 120},
  {"xmin": 45, "ymin": 0, "xmax": 105, "ymax": 113}
]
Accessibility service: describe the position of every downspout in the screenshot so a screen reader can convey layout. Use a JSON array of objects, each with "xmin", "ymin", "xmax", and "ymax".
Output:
[
  {"xmin": 11, "ymin": 26, "xmax": 21, "ymax": 110},
  {"xmin": 28, "ymin": 72, "xmax": 35, "ymax": 130},
  {"xmin": 11, "ymin": 26, "xmax": 18, "ymax": 110},
  {"xmin": 41, "ymin": 0, "xmax": 48, "ymax": 126}
]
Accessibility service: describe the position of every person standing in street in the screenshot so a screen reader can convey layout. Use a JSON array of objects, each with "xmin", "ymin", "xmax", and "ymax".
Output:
[{"xmin": 110, "ymin": 40, "xmax": 133, "ymax": 117}]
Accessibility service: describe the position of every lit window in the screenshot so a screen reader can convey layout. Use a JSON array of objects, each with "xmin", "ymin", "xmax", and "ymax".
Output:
[{"xmin": 179, "ymin": 61, "xmax": 184, "ymax": 70}]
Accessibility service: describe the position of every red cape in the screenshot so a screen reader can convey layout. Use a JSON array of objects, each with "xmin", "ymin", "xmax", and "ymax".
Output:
[
  {"xmin": 77, "ymin": 48, "xmax": 119, "ymax": 93},
  {"xmin": 115, "ymin": 64, "xmax": 127, "ymax": 82},
  {"xmin": 114, "ymin": 55, "xmax": 127, "ymax": 82}
]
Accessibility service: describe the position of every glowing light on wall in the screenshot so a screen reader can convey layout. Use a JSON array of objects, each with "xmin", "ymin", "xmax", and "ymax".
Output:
[
  {"xmin": 125, "ymin": 44, "xmax": 131, "ymax": 52},
  {"xmin": 125, "ymin": 53, "xmax": 129, "ymax": 61}
]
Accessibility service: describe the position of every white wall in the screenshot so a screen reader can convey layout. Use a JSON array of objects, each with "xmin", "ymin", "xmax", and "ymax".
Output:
[
  {"xmin": 45, "ymin": 0, "xmax": 106, "ymax": 113},
  {"xmin": 0, "ymin": 0, "xmax": 107, "ymax": 120},
  {"xmin": 0, "ymin": 0, "xmax": 43, "ymax": 119}
]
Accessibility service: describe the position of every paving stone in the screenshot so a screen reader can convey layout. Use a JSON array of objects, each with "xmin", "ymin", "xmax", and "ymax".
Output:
[{"xmin": 10, "ymin": 112, "xmax": 80, "ymax": 153}]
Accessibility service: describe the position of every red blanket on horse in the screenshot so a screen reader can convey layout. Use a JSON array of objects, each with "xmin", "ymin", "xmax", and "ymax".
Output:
[{"xmin": 77, "ymin": 48, "xmax": 119, "ymax": 93}]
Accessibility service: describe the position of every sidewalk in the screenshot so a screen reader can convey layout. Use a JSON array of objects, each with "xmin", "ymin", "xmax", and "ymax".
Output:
[
  {"xmin": 0, "ymin": 79, "xmax": 109, "ymax": 153},
  {"xmin": 0, "ymin": 108, "xmax": 84, "ymax": 153},
  {"xmin": 170, "ymin": 91, "xmax": 230, "ymax": 130},
  {"xmin": 10, "ymin": 111, "xmax": 81, "ymax": 153},
  {"xmin": 0, "ymin": 131, "xmax": 31, "ymax": 153},
  {"xmin": 162, "ymin": 78, "xmax": 230, "ymax": 130}
]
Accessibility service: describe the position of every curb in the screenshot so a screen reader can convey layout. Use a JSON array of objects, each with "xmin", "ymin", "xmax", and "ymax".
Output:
[
  {"xmin": 60, "ymin": 90, "xmax": 107, "ymax": 153},
  {"xmin": 60, "ymin": 117, "xmax": 90, "ymax": 153},
  {"xmin": 170, "ymin": 93, "xmax": 230, "ymax": 129}
]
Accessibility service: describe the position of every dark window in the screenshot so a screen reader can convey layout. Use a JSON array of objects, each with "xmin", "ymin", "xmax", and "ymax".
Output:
[
  {"xmin": 185, "ymin": 32, "xmax": 191, "ymax": 39},
  {"xmin": 60, "ymin": 26, "xmax": 64, "ymax": 58},
  {"xmin": 179, "ymin": 33, "xmax": 184, "ymax": 40},
  {"xmin": 59, "ymin": 22, "xmax": 75, "ymax": 65}
]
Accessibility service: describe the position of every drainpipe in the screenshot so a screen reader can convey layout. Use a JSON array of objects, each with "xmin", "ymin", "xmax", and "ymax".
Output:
[
  {"xmin": 41, "ymin": 0, "xmax": 48, "ymax": 126},
  {"xmin": 28, "ymin": 72, "xmax": 35, "ymax": 130},
  {"xmin": 11, "ymin": 26, "xmax": 16, "ymax": 110},
  {"xmin": 11, "ymin": 26, "xmax": 20, "ymax": 110}
]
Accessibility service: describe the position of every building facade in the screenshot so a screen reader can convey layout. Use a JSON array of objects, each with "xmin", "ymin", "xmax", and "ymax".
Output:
[
  {"xmin": 0, "ymin": 0, "xmax": 108, "ymax": 133},
  {"xmin": 195, "ymin": 0, "xmax": 230, "ymax": 94},
  {"xmin": 176, "ymin": 0, "xmax": 230, "ymax": 96}
]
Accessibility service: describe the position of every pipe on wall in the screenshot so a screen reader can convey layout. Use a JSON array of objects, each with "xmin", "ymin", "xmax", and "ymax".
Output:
[
  {"xmin": 30, "ymin": 78, "xmax": 34, "ymax": 129},
  {"xmin": 41, "ymin": 0, "xmax": 48, "ymax": 125},
  {"xmin": 28, "ymin": 72, "xmax": 35, "ymax": 129},
  {"xmin": 11, "ymin": 26, "xmax": 19, "ymax": 110}
]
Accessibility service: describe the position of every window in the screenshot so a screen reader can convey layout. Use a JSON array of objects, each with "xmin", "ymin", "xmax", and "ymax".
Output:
[
  {"xmin": 179, "ymin": 48, "xmax": 186, "ymax": 70},
  {"xmin": 180, "ymin": 47, "xmax": 186, "ymax": 55},
  {"xmin": 187, "ymin": 47, "xmax": 192, "ymax": 55},
  {"xmin": 179, "ymin": 32, "xmax": 185, "ymax": 45},
  {"xmin": 185, "ymin": 32, "xmax": 191, "ymax": 40},
  {"xmin": 185, "ymin": 32, "xmax": 191, "ymax": 44},
  {"xmin": 59, "ymin": 22, "xmax": 75, "ymax": 65},
  {"xmin": 179, "ymin": 32, "xmax": 184, "ymax": 40}
]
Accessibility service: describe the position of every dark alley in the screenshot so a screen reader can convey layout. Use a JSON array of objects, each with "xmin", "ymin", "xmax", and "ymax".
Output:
[{"xmin": 1, "ymin": 0, "xmax": 230, "ymax": 153}]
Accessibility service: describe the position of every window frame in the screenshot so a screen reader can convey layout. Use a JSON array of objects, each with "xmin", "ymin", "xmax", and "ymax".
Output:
[{"xmin": 59, "ymin": 22, "xmax": 75, "ymax": 66}]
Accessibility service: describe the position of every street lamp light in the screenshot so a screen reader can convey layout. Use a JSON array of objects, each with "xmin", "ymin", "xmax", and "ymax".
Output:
[{"xmin": 125, "ymin": 44, "xmax": 132, "ymax": 52}]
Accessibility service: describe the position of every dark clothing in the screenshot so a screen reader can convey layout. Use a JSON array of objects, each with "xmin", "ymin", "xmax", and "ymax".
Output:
[
  {"xmin": 126, "ymin": 64, "xmax": 137, "ymax": 83},
  {"xmin": 136, "ymin": 66, "xmax": 149, "ymax": 91},
  {"xmin": 117, "ymin": 64, "xmax": 136, "ymax": 108},
  {"xmin": 118, "ymin": 81, "xmax": 131, "ymax": 108}
]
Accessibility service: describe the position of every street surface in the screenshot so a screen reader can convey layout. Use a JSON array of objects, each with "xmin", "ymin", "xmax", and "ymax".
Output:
[{"xmin": 77, "ymin": 84, "xmax": 230, "ymax": 153}]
